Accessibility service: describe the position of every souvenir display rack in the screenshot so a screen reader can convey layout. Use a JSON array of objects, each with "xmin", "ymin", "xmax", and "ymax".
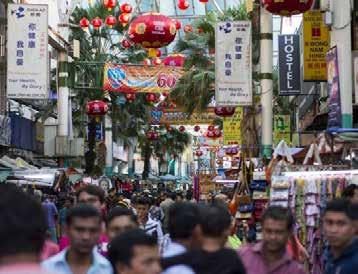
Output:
[{"xmin": 270, "ymin": 168, "xmax": 358, "ymax": 274}]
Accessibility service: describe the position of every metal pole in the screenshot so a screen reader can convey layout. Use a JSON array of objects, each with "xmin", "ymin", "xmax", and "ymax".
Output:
[
  {"xmin": 260, "ymin": 7, "xmax": 273, "ymax": 157},
  {"xmin": 330, "ymin": 0, "xmax": 353, "ymax": 128},
  {"xmin": 105, "ymin": 114, "xmax": 113, "ymax": 176},
  {"xmin": 58, "ymin": 51, "xmax": 69, "ymax": 137}
]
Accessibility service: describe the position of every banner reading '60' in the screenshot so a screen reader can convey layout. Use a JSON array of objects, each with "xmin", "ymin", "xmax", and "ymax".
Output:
[{"xmin": 103, "ymin": 63, "xmax": 184, "ymax": 93}]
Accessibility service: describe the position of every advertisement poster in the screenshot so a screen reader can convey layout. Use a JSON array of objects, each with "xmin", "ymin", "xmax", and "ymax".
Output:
[
  {"xmin": 223, "ymin": 108, "xmax": 243, "ymax": 145},
  {"xmin": 215, "ymin": 21, "xmax": 252, "ymax": 106},
  {"xmin": 274, "ymin": 115, "xmax": 291, "ymax": 145},
  {"xmin": 278, "ymin": 35, "xmax": 301, "ymax": 95},
  {"xmin": 7, "ymin": 4, "xmax": 48, "ymax": 99},
  {"xmin": 303, "ymin": 11, "xmax": 330, "ymax": 81},
  {"xmin": 327, "ymin": 47, "xmax": 342, "ymax": 128},
  {"xmin": 103, "ymin": 63, "xmax": 184, "ymax": 93}
]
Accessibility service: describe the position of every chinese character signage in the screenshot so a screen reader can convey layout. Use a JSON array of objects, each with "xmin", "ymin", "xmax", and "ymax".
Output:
[
  {"xmin": 223, "ymin": 108, "xmax": 242, "ymax": 145},
  {"xmin": 7, "ymin": 4, "xmax": 48, "ymax": 99},
  {"xmin": 274, "ymin": 115, "xmax": 291, "ymax": 146},
  {"xmin": 103, "ymin": 63, "xmax": 184, "ymax": 93},
  {"xmin": 327, "ymin": 47, "xmax": 342, "ymax": 128},
  {"xmin": 278, "ymin": 35, "xmax": 301, "ymax": 95},
  {"xmin": 215, "ymin": 21, "xmax": 252, "ymax": 106},
  {"xmin": 303, "ymin": 11, "xmax": 330, "ymax": 81}
]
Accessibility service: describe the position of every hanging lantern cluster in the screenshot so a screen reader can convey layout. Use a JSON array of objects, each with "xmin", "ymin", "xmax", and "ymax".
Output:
[
  {"xmin": 125, "ymin": 93, "xmax": 136, "ymax": 102},
  {"xmin": 86, "ymin": 100, "xmax": 108, "ymax": 116},
  {"xmin": 195, "ymin": 150, "xmax": 203, "ymax": 157},
  {"xmin": 178, "ymin": 0, "xmax": 190, "ymax": 10},
  {"xmin": 214, "ymin": 106, "xmax": 236, "ymax": 117},
  {"xmin": 225, "ymin": 147, "xmax": 238, "ymax": 156},
  {"xmin": 262, "ymin": 0, "xmax": 314, "ymax": 16},
  {"xmin": 194, "ymin": 125, "xmax": 200, "ymax": 132},
  {"xmin": 79, "ymin": 1, "xmax": 133, "ymax": 30},
  {"xmin": 147, "ymin": 130, "xmax": 159, "ymax": 140},
  {"xmin": 163, "ymin": 54, "xmax": 185, "ymax": 67}
]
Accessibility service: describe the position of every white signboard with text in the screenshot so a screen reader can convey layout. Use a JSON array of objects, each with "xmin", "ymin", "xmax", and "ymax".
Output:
[
  {"xmin": 7, "ymin": 4, "xmax": 48, "ymax": 99},
  {"xmin": 215, "ymin": 21, "xmax": 252, "ymax": 106}
]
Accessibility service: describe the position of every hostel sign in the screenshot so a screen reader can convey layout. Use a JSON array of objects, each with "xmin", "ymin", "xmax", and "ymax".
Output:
[{"xmin": 278, "ymin": 35, "xmax": 301, "ymax": 95}]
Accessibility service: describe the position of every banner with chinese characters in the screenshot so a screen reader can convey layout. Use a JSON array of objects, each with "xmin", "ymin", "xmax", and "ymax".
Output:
[
  {"xmin": 274, "ymin": 115, "xmax": 291, "ymax": 145},
  {"xmin": 223, "ymin": 108, "xmax": 243, "ymax": 145},
  {"xmin": 278, "ymin": 35, "xmax": 301, "ymax": 95},
  {"xmin": 7, "ymin": 4, "xmax": 48, "ymax": 99},
  {"xmin": 327, "ymin": 47, "xmax": 342, "ymax": 128},
  {"xmin": 215, "ymin": 21, "xmax": 252, "ymax": 106},
  {"xmin": 303, "ymin": 11, "xmax": 330, "ymax": 81},
  {"xmin": 103, "ymin": 63, "xmax": 184, "ymax": 93}
]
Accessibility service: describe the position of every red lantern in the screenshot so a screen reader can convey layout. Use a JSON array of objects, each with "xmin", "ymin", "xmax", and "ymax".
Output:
[
  {"xmin": 197, "ymin": 27, "xmax": 203, "ymax": 34},
  {"xmin": 156, "ymin": 49, "xmax": 162, "ymax": 58},
  {"xmin": 147, "ymin": 130, "xmax": 159, "ymax": 140},
  {"xmin": 195, "ymin": 150, "xmax": 203, "ymax": 157},
  {"xmin": 262, "ymin": 0, "xmax": 314, "ymax": 16},
  {"xmin": 128, "ymin": 13, "xmax": 177, "ymax": 49},
  {"xmin": 119, "ymin": 13, "xmax": 131, "ymax": 27},
  {"xmin": 163, "ymin": 54, "xmax": 185, "ymax": 67},
  {"xmin": 121, "ymin": 39, "xmax": 131, "ymax": 48},
  {"xmin": 125, "ymin": 93, "xmax": 136, "ymax": 102},
  {"xmin": 153, "ymin": 57, "xmax": 162, "ymax": 66},
  {"xmin": 178, "ymin": 0, "xmax": 190, "ymax": 10},
  {"xmin": 173, "ymin": 19, "xmax": 182, "ymax": 30},
  {"xmin": 120, "ymin": 3, "xmax": 133, "ymax": 13},
  {"xmin": 146, "ymin": 93, "xmax": 157, "ymax": 103},
  {"xmin": 105, "ymin": 15, "xmax": 117, "ymax": 28},
  {"xmin": 86, "ymin": 100, "xmax": 108, "ymax": 116},
  {"xmin": 91, "ymin": 17, "xmax": 103, "ymax": 30},
  {"xmin": 143, "ymin": 58, "xmax": 151, "ymax": 66},
  {"xmin": 206, "ymin": 130, "xmax": 215, "ymax": 138},
  {"xmin": 179, "ymin": 126, "xmax": 185, "ymax": 132},
  {"xmin": 162, "ymin": 92, "xmax": 169, "ymax": 97},
  {"xmin": 104, "ymin": 0, "xmax": 116, "ymax": 11},
  {"xmin": 184, "ymin": 24, "xmax": 193, "ymax": 33},
  {"xmin": 160, "ymin": 101, "xmax": 168, "ymax": 108},
  {"xmin": 199, "ymin": 0, "xmax": 209, "ymax": 3},
  {"xmin": 79, "ymin": 17, "xmax": 90, "ymax": 29},
  {"xmin": 214, "ymin": 129, "xmax": 222, "ymax": 138},
  {"xmin": 226, "ymin": 147, "xmax": 238, "ymax": 156},
  {"xmin": 214, "ymin": 106, "xmax": 236, "ymax": 117},
  {"xmin": 194, "ymin": 125, "xmax": 200, "ymax": 132}
]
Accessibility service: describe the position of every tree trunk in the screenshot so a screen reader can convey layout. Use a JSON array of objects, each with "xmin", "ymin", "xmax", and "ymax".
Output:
[{"xmin": 142, "ymin": 142, "xmax": 151, "ymax": 180}]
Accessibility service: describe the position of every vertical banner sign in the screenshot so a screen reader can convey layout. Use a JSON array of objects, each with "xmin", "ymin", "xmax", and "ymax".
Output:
[
  {"xmin": 273, "ymin": 115, "xmax": 291, "ymax": 145},
  {"xmin": 278, "ymin": 35, "xmax": 301, "ymax": 95},
  {"xmin": 7, "ymin": 4, "xmax": 48, "ymax": 99},
  {"xmin": 223, "ymin": 108, "xmax": 243, "ymax": 145},
  {"xmin": 326, "ymin": 47, "xmax": 342, "ymax": 128},
  {"xmin": 303, "ymin": 11, "xmax": 330, "ymax": 81},
  {"xmin": 215, "ymin": 21, "xmax": 252, "ymax": 106}
]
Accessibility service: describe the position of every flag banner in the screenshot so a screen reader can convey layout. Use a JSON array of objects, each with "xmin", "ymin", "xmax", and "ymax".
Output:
[
  {"xmin": 103, "ymin": 63, "xmax": 184, "ymax": 93},
  {"xmin": 215, "ymin": 21, "xmax": 252, "ymax": 106},
  {"xmin": 274, "ymin": 115, "xmax": 291, "ymax": 146}
]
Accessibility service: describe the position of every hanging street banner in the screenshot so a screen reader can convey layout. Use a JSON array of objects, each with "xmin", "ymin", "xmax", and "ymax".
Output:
[
  {"xmin": 274, "ymin": 115, "xmax": 291, "ymax": 146},
  {"xmin": 215, "ymin": 21, "xmax": 252, "ymax": 106},
  {"xmin": 223, "ymin": 108, "xmax": 243, "ymax": 145},
  {"xmin": 327, "ymin": 47, "xmax": 342, "ymax": 128},
  {"xmin": 7, "ymin": 4, "xmax": 48, "ymax": 99},
  {"xmin": 151, "ymin": 108, "xmax": 218, "ymax": 125},
  {"xmin": 303, "ymin": 11, "xmax": 330, "ymax": 82},
  {"xmin": 278, "ymin": 35, "xmax": 301, "ymax": 95},
  {"xmin": 103, "ymin": 63, "xmax": 184, "ymax": 93}
]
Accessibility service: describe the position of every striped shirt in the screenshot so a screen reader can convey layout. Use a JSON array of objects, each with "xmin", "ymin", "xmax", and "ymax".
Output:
[{"xmin": 140, "ymin": 216, "xmax": 164, "ymax": 245}]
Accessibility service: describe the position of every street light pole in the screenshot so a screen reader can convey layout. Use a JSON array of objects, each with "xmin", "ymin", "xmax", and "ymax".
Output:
[{"xmin": 260, "ymin": 7, "xmax": 273, "ymax": 158}]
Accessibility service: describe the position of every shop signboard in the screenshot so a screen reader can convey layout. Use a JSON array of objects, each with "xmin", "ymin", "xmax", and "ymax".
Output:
[
  {"xmin": 223, "ymin": 108, "xmax": 243, "ymax": 145},
  {"xmin": 303, "ymin": 11, "xmax": 330, "ymax": 81},
  {"xmin": 327, "ymin": 47, "xmax": 342, "ymax": 128},
  {"xmin": 274, "ymin": 115, "xmax": 291, "ymax": 145},
  {"xmin": 155, "ymin": 108, "xmax": 218, "ymax": 125},
  {"xmin": 7, "ymin": 4, "xmax": 48, "ymax": 99},
  {"xmin": 103, "ymin": 63, "xmax": 184, "ymax": 93},
  {"xmin": 278, "ymin": 35, "xmax": 301, "ymax": 95},
  {"xmin": 215, "ymin": 21, "xmax": 252, "ymax": 106}
]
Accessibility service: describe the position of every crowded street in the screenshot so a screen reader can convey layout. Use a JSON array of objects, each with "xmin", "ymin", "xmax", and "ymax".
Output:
[{"xmin": 0, "ymin": 0, "xmax": 358, "ymax": 274}]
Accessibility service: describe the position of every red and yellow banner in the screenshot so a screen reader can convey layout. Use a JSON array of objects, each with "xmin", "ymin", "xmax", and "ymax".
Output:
[{"xmin": 103, "ymin": 63, "xmax": 184, "ymax": 93}]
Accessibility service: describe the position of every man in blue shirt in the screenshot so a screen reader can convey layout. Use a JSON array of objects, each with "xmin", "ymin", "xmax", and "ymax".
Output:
[
  {"xmin": 323, "ymin": 198, "xmax": 358, "ymax": 274},
  {"xmin": 42, "ymin": 205, "xmax": 113, "ymax": 274},
  {"xmin": 42, "ymin": 195, "xmax": 58, "ymax": 243}
]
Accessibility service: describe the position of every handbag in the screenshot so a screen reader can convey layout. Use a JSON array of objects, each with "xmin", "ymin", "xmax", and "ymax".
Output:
[{"xmin": 250, "ymin": 180, "xmax": 267, "ymax": 191}]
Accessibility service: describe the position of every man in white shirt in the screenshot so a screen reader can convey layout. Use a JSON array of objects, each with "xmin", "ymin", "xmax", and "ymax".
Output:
[{"xmin": 161, "ymin": 203, "xmax": 202, "ymax": 274}]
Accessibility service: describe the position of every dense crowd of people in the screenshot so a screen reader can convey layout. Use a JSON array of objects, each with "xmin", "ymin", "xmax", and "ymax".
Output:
[{"xmin": 0, "ymin": 182, "xmax": 358, "ymax": 274}]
